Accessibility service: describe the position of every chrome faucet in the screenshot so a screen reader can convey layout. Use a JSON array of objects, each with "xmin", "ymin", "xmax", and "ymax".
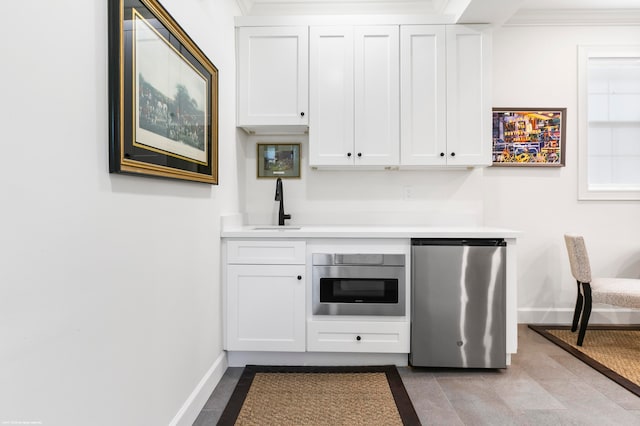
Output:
[{"xmin": 274, "ymin": 177, "xmax": 291, "ymax": 226}]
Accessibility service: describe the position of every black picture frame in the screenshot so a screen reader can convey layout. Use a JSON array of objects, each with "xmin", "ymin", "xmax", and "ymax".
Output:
[
  {"xmin": 492, "ymin": 108, "xmax": 566, "ymax": 167},
  {"xmin": 257, "ymin": 144, "xmax": 301, "ymax": 178},
  {"xmin": 108, "ymin": 0, "xmax": 219, "ymax": 184}
]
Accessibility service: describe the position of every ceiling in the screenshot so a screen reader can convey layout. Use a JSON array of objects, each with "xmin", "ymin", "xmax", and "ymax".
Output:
[{"xmin": 235, "ymin": 0, "xmax": 640, "ymax": 25}]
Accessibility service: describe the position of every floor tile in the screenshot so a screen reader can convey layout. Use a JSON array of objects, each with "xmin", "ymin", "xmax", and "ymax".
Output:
[
  {"xmin": 399, "ymin": 368, "xmax": 464, "ymax": 425},
  {"xmin": 537, "ymin": 378, "xmax": 640, "ymax": 425},
  {"xmin": 202, "ymin": 367, "xmax": 242, "ymax": 411},
  {"xmin": 194, "ymin": 326, "xmax": 640, "ymax": 425},
  {"xmin": 436, "ymin": 376, "xmax": 522, "ymax": 425},
  {"xmin": 192, "ymin": 409, "xmax": 217, "ymax": 426},
  {"xmin": 488, "ymin": 373, "xmax": 565, "ymax": 410},
  {"xmin": 548, "ymin": 353, "xmax": 640, "ymax": 410}
]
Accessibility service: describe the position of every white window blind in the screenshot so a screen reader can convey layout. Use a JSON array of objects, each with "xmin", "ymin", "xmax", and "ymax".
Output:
[{"xmin": 578, "ymin": 46, "xmax": 640, "ymax": 200}]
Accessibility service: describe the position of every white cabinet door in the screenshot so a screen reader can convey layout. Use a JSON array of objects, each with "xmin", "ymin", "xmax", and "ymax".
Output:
[
  {"xmin": 227, "ymin": 264, "xmax": 306, "ymax": 352},
  {"xmin": 309, "ymin": 26, "xmax": 354, "ymax": 166},
  {"xmin": 401, "ymin": 25, "xmax": 490, "ymax": 167},
  {"xmin": 445, "ymin": 25, "xmax": 492, "ymax": 166},
  {"xmin": 400, "ymin": 25, "xmax": 447, "ymax": 166},
  {"xmin": 354, "ymin": 26, "xmax": 400, "ymax": 166},
  {"xmin": 237, "ymin": 26, "xmax": 308, "ymax": 130},
  {"xmin": 309, "ymin": 26, "xmax": 399, "ymax": 167}
]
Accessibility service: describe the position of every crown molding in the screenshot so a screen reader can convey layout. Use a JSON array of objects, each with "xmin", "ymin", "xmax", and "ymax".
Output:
[
  {"xmin": 235, "ymin": 1, "xmax": 640, "ymax": 25},
  {"xmin": 235, "ymin": 0, "xmax": 438, "ymax": 16},
  {"xmin": 505, "ymin": 8, "xmax": 640, "ymax": 26},
  {"xmin": 234, "ymin": 14, "xmax": 459, "ymax": 26},
  {"xmin": 235, "ymin": 0, "xmax": 252, "ymax": 15}
]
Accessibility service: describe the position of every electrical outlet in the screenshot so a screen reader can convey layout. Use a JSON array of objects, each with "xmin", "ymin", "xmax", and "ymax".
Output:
[{"xmin": 403, "ymin": 186, "xmax": 413, "ymax": 199}]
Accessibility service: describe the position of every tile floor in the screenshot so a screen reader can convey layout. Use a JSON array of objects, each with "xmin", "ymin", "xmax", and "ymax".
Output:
[{"xmin": 194, "ymin": 325, "xmax": 640, "ymax": 425}]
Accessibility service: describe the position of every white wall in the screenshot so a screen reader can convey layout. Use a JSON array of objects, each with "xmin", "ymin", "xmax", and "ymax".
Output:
[
  {"xmin": 240, "ymin": 24, "xmax": 640, "ymax": 324},
  {"xmin": 243, "ymin": 137, "xmax": 487, "ymax": 226},
  {"xmin": 0, "ymin": 1, "xmax": 240, "ymax": 425},
  {"xmin": 488, "ymin": 24, "xmax": 640, "ymax": 323}
]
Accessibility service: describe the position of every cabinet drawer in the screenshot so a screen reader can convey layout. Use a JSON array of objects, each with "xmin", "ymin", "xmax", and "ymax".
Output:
[
  {"xmin": 307, "ymin": 320, "xmax": 409, "ymax": 353},
  {"xmin": 227, "ymin": 240, "xmax": 306, "ymax": 264}
]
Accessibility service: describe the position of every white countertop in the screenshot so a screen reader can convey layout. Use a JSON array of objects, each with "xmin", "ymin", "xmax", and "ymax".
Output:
[{"xmin": 221, "ymin": 224, "xmax": 521, "ymax": 239}]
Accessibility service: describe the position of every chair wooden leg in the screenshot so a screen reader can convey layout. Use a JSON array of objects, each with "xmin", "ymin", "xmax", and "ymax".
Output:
[
  {"xmin": 571, "ymin": 280, "xmax": 583, "ymax": 332},
  {"xmin": 577, "ymin": 283, "xmax": 592, "ymax": 346}
]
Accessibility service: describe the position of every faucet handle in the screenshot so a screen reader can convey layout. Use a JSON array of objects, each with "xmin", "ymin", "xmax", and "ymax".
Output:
[{"xmin": 274, "ymin": 177, "xmax": 283, "ymax": 201}]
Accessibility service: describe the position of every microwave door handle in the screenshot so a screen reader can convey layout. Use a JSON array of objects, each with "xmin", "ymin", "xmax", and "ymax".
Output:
[{"xmin": 335, "ymin": 254, "xmax": 384, "ymax": 265}]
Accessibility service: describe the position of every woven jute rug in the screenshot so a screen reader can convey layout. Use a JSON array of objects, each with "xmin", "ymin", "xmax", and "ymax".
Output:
[
  {"xmin": 529, "ymin": 325, "xmax": 640, "ymax": 397},
  {"xmin": 217, "ymin": 365, "xmax": 420, "ymax": 425}
]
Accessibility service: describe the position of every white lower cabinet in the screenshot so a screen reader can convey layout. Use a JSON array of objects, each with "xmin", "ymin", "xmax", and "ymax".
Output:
[
  {"xmin": 223, "ymin": 232, "xmax": 517, "ymax": 363},
  {"xmin": 224, "ymin": 239, "xmax": 410, "ymax": 355},
  {"xmin": 307, "ymin": 320, "xmax": 410, "ymax": 353},
  {"xmin": 227, "ymin": 265, "xmax": 305, "ymax": 351},
  {"xmin": 226, "ymin": 241, "xmax": 306, "ymax": 352}
]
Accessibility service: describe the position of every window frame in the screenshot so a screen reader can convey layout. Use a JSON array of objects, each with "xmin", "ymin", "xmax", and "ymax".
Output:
[{"xmin": 577, "ymin": 45, "xmax": 640, "ymax": 201}]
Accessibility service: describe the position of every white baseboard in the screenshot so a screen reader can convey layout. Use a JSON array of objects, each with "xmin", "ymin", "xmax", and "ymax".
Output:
[
  {"xmin": 227, "ymin": 351, "xmax": 408, "ymax": 367},
  {"xmin": 519, "ymin": 307, "xmax": 640, "ymax": 324},
  {"xmin": 170, "ymin": 351, "xmax": 228, "ymax": 426}
]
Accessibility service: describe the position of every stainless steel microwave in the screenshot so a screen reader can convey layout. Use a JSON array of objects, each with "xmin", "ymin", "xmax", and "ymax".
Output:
[{"xmin": 312, "ymin": 253, "xmax": 406, "ymax": 316}]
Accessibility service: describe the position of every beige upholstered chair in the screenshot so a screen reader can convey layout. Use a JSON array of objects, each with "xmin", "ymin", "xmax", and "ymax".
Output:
[{"xmin": 564, "ymin": 234, "xmax": 640, "ymax": 346}]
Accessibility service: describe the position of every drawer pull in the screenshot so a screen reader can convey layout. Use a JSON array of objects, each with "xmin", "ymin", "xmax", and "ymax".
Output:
[
  {"xmin": 297, "ymin": 275, "xmax": 302, "ymax": 280},
  {"xmin": 356, "ymin": 335, "xmax": 361, "ymax": 341}
]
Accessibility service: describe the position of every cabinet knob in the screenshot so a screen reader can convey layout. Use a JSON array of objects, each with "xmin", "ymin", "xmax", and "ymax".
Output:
[
  {"xmin": 440, "ymin": 152, "xmax": 445, "ymax": 157},
  {"xmin": 356, "ymin": 335, "xmax": 361, "ymax": 341},
  {"xmin": 297, "ymin": 275, "xmax": 302, "ymax": 280},
  {"xmin": 357, "ymin": 152, "xmax": 362, "ymax": 157},
  {"xmin": 450, "ymin": 152, "xmax": 456, "ymax": 157},
  {"xmin": 347, "ymin": 152, "xmax": 352, "ymax": 157},
  {"xmin": 300, "ymin": 112, "xmax": 305, "ymax": 117}
]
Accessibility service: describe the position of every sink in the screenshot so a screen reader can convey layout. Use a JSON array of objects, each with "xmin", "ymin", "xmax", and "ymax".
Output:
[{"xmin": 251, "ymin": 225, "xmax": 302, "ymax": 230}]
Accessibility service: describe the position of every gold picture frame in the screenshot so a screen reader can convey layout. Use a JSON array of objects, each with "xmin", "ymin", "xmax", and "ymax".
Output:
[{"xmin": 108, "ymin": 0, "xmax": 219, "ymax": 183}]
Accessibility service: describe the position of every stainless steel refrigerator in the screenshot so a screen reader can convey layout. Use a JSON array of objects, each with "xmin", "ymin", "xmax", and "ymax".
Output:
[{"xmin": 410, "ymin": 238, "xmax": 506, "ymax": 368}]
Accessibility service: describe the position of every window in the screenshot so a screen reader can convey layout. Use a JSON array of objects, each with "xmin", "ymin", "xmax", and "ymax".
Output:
[{"xmin": 578, "ymin": 46, "xmax": 640, "ymax": 200}]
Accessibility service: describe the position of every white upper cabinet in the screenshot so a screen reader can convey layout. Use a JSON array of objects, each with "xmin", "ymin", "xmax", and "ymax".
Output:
[
  {"xmin": 235, "ymin": 19, "xmax": 491, "ymax": 166},
  {"xmin": 354, "ymin": 26, "xmax": 400, "ymax": 166},
  {"xmin": 309, "ymin": 26, "xmax": 354, "ymax": 166},
  {"xmin": 401, "ymin": 25, "xmax": 491, "ymax": 166},
  {"xmin": 400, "ymin": 25, "xmax": 447, "ymax": 166},
  {"xmin": 309, "ymin": 26, "xmax": 400, "ymax": 167},
  {"xmin": 444, "ymin": 25, "xmax": 492, "ymax": 166},
  {"xmin": 237, "ymin": 26, "xmax": 308, "ymax": 133}
]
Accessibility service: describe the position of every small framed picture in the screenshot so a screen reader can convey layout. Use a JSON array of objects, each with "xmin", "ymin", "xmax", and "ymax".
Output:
[
  {"xmin": 492, "ymin": 108, "xmax": 566, "ymax": 167},
  {"xmin": 257, "ymin": 144, "xmax": 301, "ymax": 178}
]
